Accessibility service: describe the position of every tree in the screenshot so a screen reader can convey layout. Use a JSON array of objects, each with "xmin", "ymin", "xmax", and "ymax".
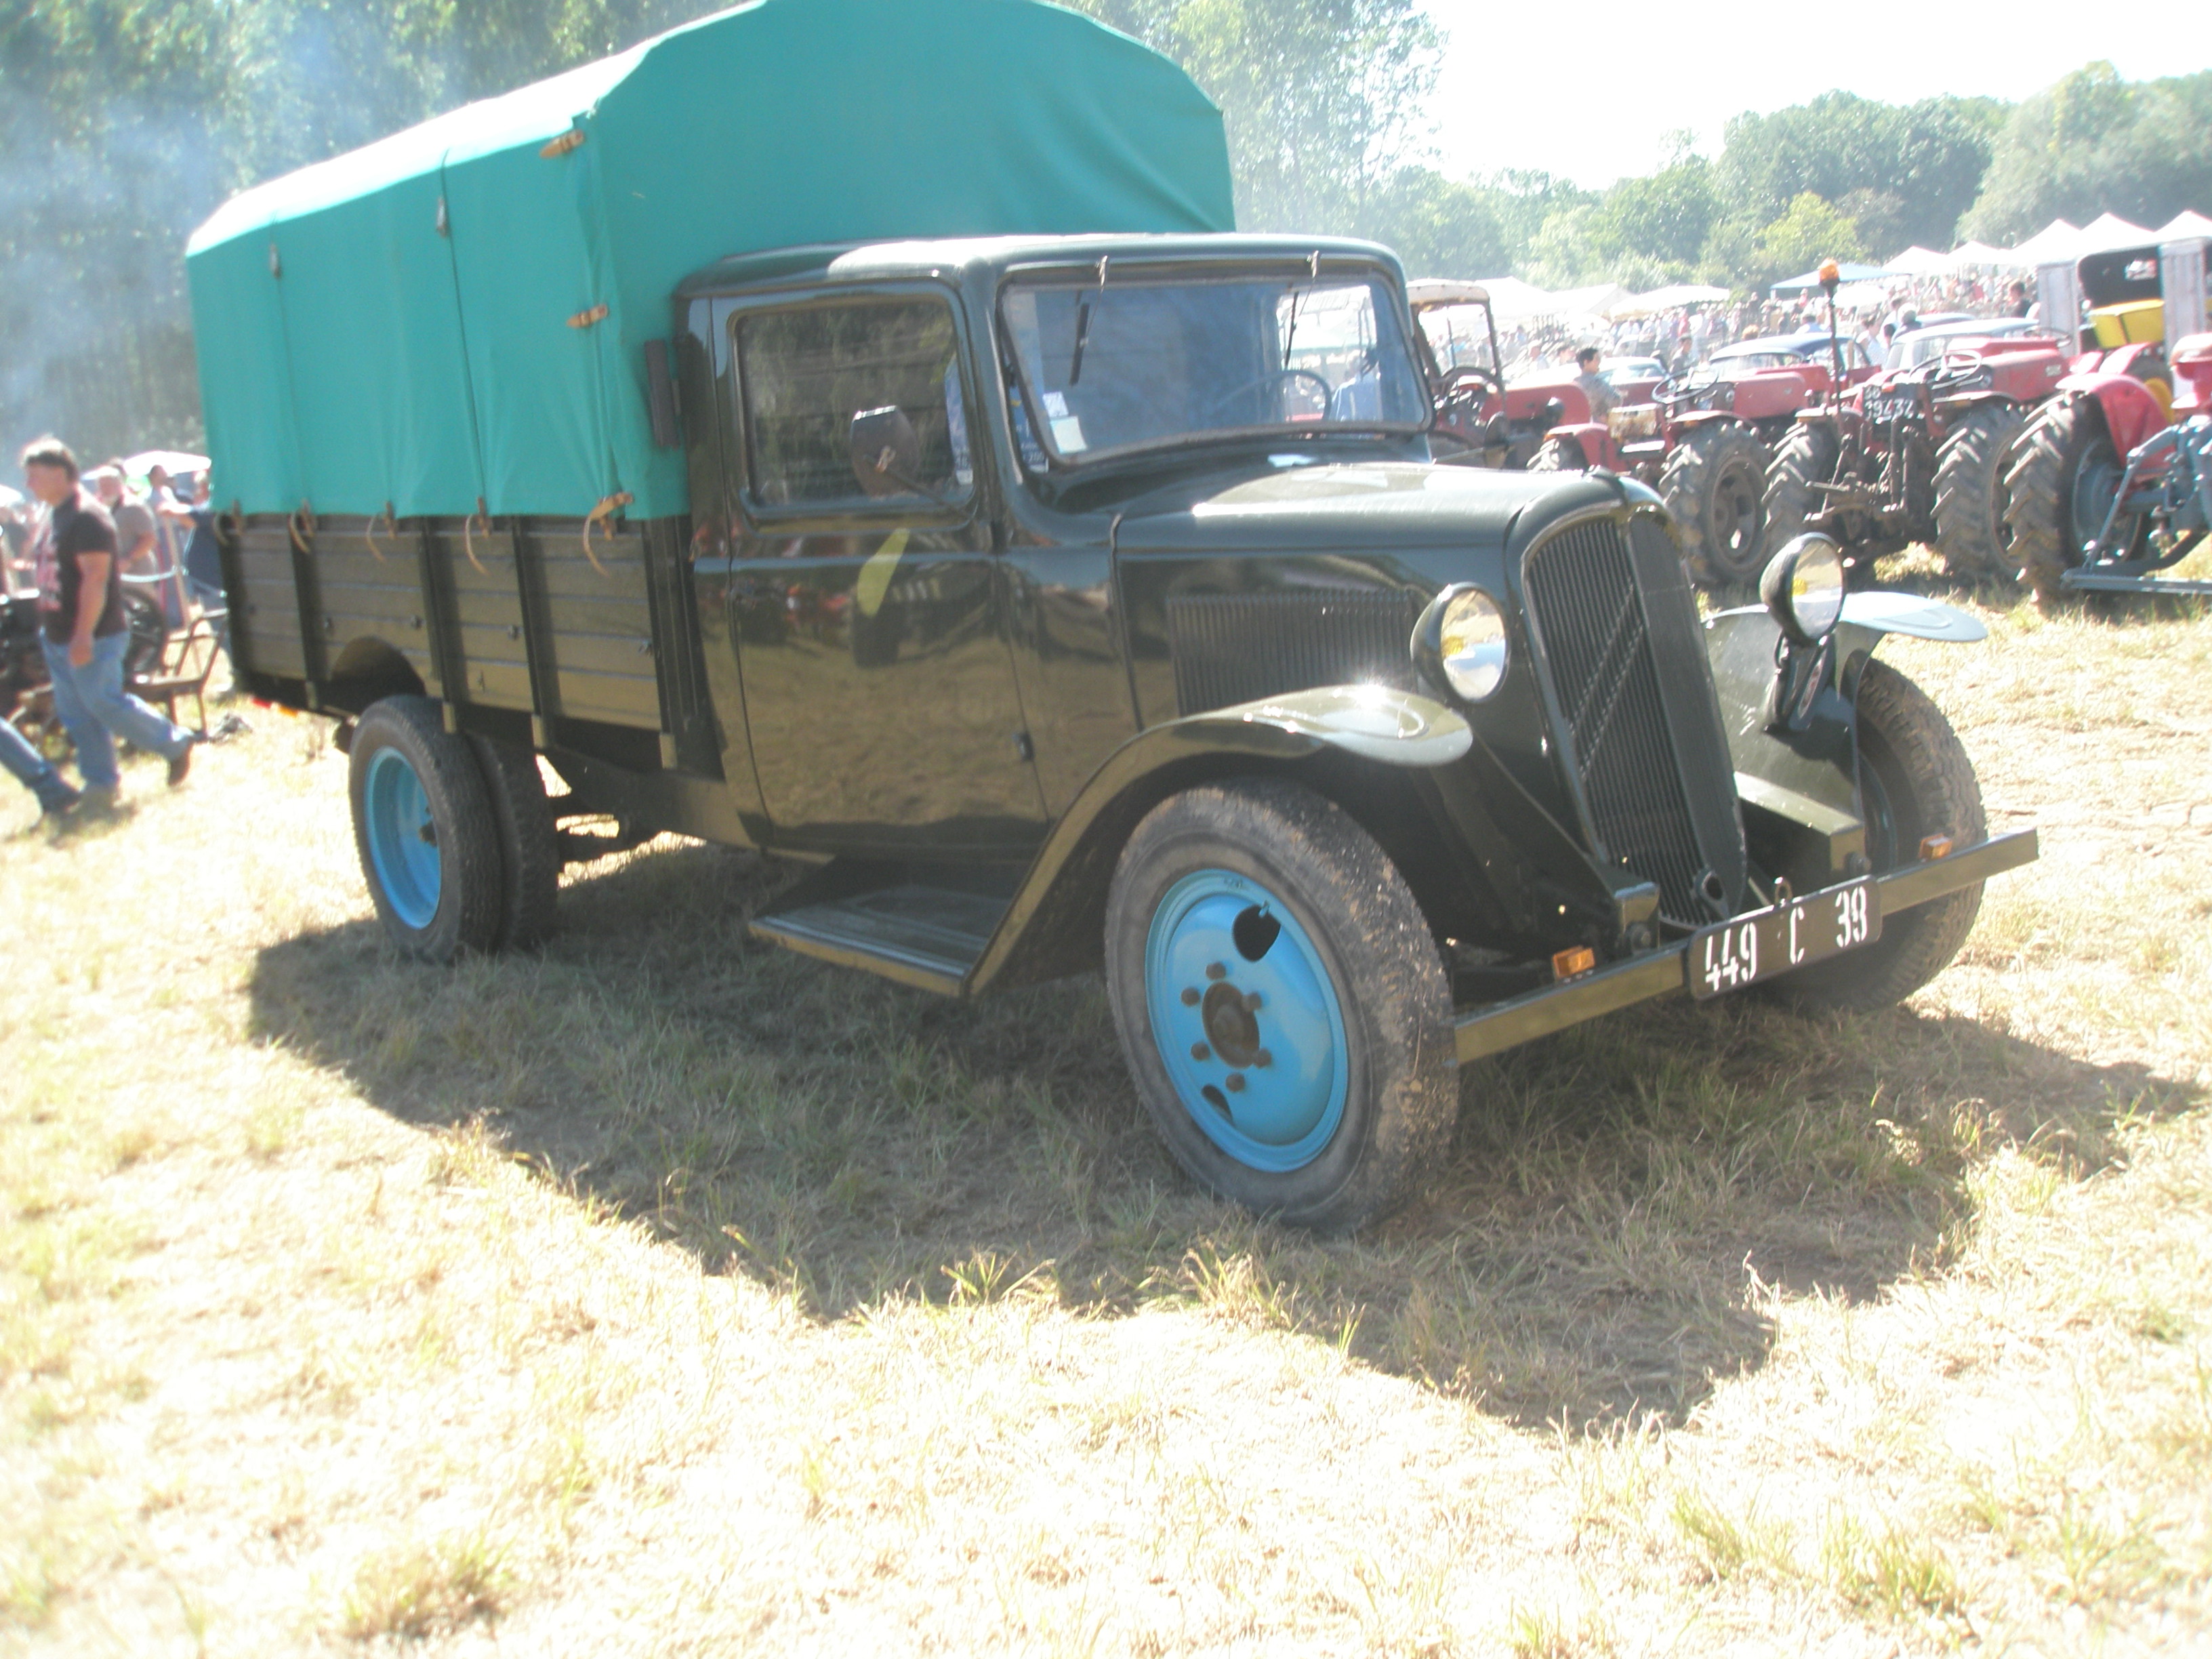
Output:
[
  {"xmin": 1068, "ymin": 0, "xmax": 1440, "ymax": 232},
  {"xmin": 1963, "ymin": 64, "xmax": 2212, "ymax": 242},
  {"xmin": 1750, "ymin": 193, "xmax": 1867, "ymax": 287}
]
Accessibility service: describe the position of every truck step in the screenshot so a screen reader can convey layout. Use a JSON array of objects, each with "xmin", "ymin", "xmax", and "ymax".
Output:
[{"xmin": 750, "ymin": 872, "xmax": 1011, "ymax": 996}]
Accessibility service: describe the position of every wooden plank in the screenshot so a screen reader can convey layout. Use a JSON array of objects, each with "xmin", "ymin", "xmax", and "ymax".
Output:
[
  {"xmin": 552, "ymin": 668, "xmax": 661, "ymax": 724},
  {"xmin": 541, "ymin": 629, "xmax": 661, "ymax": 679}
]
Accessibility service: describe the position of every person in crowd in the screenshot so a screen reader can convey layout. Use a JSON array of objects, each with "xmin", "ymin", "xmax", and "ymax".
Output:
[
  {"xmin": 1572, "ymin": 346, "xmax": 1619, "ymax": 421},
  {"xmin": 90, "ymin": 463, "xmax": 160, "ymax": 579},
  {"xmin": 0, "ymin": 712, "xmax": 79, "ymax": 821},
  {"xmin": 2005, "ymin": 280, "xmax": 2030, "ymax": 319},
  {"xmin": 22, "ymin": 436, "xmax": 198, "ymax": 812},
  {"xmin": 159, "ymin": 472, "xmax": 229, "ymax": 673}
]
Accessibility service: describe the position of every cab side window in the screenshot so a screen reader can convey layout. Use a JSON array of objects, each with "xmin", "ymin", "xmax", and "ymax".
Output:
[{"xmin": 736, "ymin": 296, "xmax": 972, "ymax": 510}]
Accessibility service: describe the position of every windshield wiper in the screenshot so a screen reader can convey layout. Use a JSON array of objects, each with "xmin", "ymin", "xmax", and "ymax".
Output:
[{"xmin": 1069, "ymin": 296, "xmax": 1092, "ymax": 386}]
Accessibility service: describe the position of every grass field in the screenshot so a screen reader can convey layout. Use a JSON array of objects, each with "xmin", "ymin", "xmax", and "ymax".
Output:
[{"xmin": 4, "ymin": 572, "xmax": 2211, "ymax": 1656}]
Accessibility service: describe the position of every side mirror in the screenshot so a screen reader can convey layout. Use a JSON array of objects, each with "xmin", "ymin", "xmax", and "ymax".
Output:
[{"xmin": 848, "ymin": 405, "xmax": 923, "ymax": 499}]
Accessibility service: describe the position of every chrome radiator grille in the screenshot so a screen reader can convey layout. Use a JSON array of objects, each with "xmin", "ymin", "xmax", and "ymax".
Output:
[{"xmin": 1521, "ymin": 518, "xmax": 1722, "ymax": 927}]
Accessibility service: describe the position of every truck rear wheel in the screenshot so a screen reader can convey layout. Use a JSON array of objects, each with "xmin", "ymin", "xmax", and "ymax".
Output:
[
  {"xmin": 1774, "ymin": 661, "xmax": 1986, "ymax": 1012},
  {"xmin": 349, "ymin": 696, "xmax": 504, "ymax": 962},
  {"xmin": 1661, "ymin": 422, "xmax": 1768, "ymax": 586},
  {"xmin": 1104, "ymin": 779, "xmax": 1455, "ymax": 1234},
  {"xmin": 2003, "ymin": 395, "xmax": 2146, "ymax": 605},
  {"xmin": 467, "ymin": 735, "xmax": 560, "ymax": 949},
  {"xmin": 1761, "ymin": 420, "xmax": 1837, "ymax": 561},
  {"xmin": 1933, "ymin": 401, "xmax": 2028, "ymax": 578}
]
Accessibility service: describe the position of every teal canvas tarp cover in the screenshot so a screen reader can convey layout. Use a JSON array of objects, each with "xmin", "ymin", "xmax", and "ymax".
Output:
[{"xmin": 186, "ymin": 0, "xmax": 1233, "ymax": 521}]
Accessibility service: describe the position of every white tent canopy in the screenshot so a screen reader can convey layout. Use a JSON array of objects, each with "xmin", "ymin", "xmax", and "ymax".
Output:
[
  {"xmin": 1885, "ymin": 245, "xmax": 1954, "ymax": 276},
  {"xmin": 1607, "ymin": 282, "xmax": 1727, "ymax": 318},
  {"xmin": 1462, "ymin": 275, "xmax": 1559, "ymax": 322},
  {"xmin": 1950, "ymin": 240, "xmax": 2029, "ymax": 269},
  {"xmin": 1551, "ymin": 281, "xmax": 1632, "ymax": 317},
  {"xmin": 2007, "ymin": 220, "xmax": 2083, "ymax": 264},
  {"xmin": 2076, "ymin": 211, "xmax": 2157, "ymax": 253},
  {"xmin": 2156, "ymin": 209, "xmax": 2212, "ymax": 241}
]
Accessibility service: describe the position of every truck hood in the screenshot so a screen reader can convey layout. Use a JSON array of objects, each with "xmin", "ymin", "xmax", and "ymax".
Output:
[{"xmin": 1111, "ymin": 460, "xmax": 1620, "ymax": 555}]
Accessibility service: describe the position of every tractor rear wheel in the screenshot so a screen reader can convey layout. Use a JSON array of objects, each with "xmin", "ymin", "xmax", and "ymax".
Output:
[
  {"xmin": 1529, "ymin": 434, "xmax": 1586, "ymax": 472},
  {"xmin": 2004, "ymin": 394, "xmax": 2148, "ymax": 605},
  {"xmin": 1761, "ymin": 421, "xmax": 1837, "ymax": 562},
  {"xmin": 1933, "ymin": 402, "xmax": 2030, "ymax": 579},
  {"xmin": 1660, "ymin": 422, "xmax": 1768, "ymax": 586}
]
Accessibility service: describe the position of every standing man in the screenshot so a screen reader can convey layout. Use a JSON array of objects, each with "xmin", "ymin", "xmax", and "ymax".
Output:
[
  {"xmin": 1572, "ymin": 346, "xmax": 1620, "ymax": 422},
  {"xmin": 22, "ymin": 436, "xmax": 197, "ymax": 811}
]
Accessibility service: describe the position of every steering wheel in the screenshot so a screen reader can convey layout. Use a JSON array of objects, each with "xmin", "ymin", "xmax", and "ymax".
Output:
[
  {"xmin": 1209, "ymin": 368, "xmax": 1336, "ymax": 423},
  {"xmin": 1654, "ymin": 367, "xmax": 1723, "ymax": 413}
]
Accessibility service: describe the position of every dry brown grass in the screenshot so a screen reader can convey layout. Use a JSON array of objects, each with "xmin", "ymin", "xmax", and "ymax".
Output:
[{"xmin": 3, "ymin": 574, "xmax": 2210, "ymax": 1655}]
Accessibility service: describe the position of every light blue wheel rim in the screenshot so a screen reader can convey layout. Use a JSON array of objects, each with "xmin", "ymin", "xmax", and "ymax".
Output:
[
  {"xmin": 363, "ymin": 747, "xmax": 441, "ymax": 930},
  {"xmin": 1143, "ymin": 868, "xmax": 1349, "ymax": 1174}
]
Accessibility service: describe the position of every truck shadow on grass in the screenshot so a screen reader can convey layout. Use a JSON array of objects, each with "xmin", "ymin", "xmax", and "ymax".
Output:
[{"xmin": 247, "ymin": 837, "xmax": 2194, "ymax": 1432}]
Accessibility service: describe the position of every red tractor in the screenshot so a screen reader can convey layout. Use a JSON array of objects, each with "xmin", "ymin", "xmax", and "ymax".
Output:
[
  {"xmin": 2003, "ymin": 332, "xmax": 2212, "ymax": 600},
  {"xmin": 1761, "ymin": 264, "xmax": 2068, "ymax": 583},
  {"xmin": 1409, "ymin": 281, "xmax": 1853, "ymax": 586}
]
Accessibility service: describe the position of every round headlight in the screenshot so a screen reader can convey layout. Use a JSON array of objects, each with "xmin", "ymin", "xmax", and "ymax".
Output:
[
  {"xmin": 1433, "ymin": 587, "xmax": 1509, "ymax": 701},
  {"xmin": 1760, "ymin": 533, "xmax": 1845, "ymax": 644}
]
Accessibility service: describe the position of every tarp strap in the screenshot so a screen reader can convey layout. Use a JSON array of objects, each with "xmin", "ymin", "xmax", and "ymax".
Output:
[
  {"xmin": 581, "ymin": 491, "xmax": 633, "ymax": 578},
  {"xmin": 289, "ymin": 502, "xmax": 317, "ymax": 554},
  {"xmin": 364, "ymin": 501, "xmax": 396, "ymax": 563},
  {"xmin": 462, "ymin": 499, "xmax": 490, "ymax": 575},
  {"xmin": 568, "ymin": 302, "xmax": 609, "ymax": 330}
]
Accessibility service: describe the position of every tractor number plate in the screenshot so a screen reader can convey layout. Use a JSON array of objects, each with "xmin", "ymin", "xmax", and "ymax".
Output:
[
  {"xmin": 1866, "ymin": 391, "xmax": 1918, "ymax": 424},
  {"xmin": 1689, "ymin": 878, "xmax": 1881, "ymax": 1000}
]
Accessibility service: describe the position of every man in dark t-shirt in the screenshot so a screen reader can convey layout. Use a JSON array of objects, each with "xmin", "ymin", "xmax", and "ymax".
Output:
[{"xmin": 22, "ymin": 436, "xmax": 197, "ymax": 809}]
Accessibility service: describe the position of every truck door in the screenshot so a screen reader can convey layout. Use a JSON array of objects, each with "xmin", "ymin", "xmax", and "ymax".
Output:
[{"xmin": 723, "ymin": 288, "xmax": 1046, "ymax": 850}]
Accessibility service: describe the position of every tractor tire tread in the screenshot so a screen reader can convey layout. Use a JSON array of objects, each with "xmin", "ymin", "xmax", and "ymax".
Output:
[{"xmin": 1933, "ymin": 401, "xmax": 2029, "ymax": 578}]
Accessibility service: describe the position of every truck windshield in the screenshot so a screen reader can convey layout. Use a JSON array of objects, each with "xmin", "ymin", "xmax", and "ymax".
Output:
[
  {"xmin": 999, "ymin": 270, "xmax": 1429, "ymax": 466},
  {"xmin": 1415, "ymin": 303, "xmax": 1500, "ymax": 377}
]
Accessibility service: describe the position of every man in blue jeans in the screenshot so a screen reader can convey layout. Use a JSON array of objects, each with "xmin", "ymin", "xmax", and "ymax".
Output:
[
  {"xmin": 1, "ymin": 713, "xmax": 78, "ymax": 819},
  {"xmin": 22, "ymin": 436, "xmax": 197, "ymax": 811}
]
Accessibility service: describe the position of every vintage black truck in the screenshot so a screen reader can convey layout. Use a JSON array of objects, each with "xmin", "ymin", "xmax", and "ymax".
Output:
[{"xmin": 188, "ymin": 0, "xmax": 2035, "ymax": 1231}]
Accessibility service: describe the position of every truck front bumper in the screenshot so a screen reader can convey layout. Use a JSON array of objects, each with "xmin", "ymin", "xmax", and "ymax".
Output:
[{"xmin": 1453, "ymin": 830, "xmax": 2039, "ymax": 1063}]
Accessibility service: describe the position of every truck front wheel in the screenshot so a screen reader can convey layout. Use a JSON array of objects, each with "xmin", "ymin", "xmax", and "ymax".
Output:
[
  {"xmin": 1774, "ymin": 661, "xmax": 1986, "ymax": 1012},
  {"xmin": 1104, "ymin": 779, "xmax": 1456, "ymax": 1233},
  {"xmin": 349, "ymin": 696, "xmax": 504, "ymax": 962}
]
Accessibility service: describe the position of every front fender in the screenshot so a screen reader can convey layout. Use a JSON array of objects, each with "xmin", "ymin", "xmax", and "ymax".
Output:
[
  {"xmin": 1704, "ymin": 596, "xmax": 1984, "ymax": 890},
  {"xmin": 969, "ymin": 687, "xmax": 1470, "ymax": 992}
]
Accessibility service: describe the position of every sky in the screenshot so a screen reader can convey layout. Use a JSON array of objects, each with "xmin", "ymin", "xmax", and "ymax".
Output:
[{"xmin": 1417, "ymin": 0, "xmax": 2212, "ymax": 190}]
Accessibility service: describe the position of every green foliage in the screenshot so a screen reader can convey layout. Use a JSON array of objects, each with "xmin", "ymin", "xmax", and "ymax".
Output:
[
  {"xmin": 1963, "ymin": 64, "xmax": 2212, "ymax": 242},
  {"xmin": 1749, "ymin": 194, "xmax": 1869, "ymax": 288},
  {"xmin": 1068, "ymin": 0, "xmax": 1439, "ymax": 231},
  {"xmin": 1714, "ymin": 92, "xmax": 2002, "ymax": 255}
]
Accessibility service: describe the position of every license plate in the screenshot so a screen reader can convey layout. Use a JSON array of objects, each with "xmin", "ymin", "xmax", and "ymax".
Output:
[
  {"xmin": 1866, "ymin": 392, "xmax": 1917, "ymax": 424},
  {"xmin": 1689, "ymin": 878, "xmax": 1881, "ymax": 1000}
]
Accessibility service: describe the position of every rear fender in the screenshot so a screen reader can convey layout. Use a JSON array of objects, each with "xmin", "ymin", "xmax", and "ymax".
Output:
[
  {"xmin": 2055, "ymin": 372, "xmax": 2169, "ymax": 455},
  {"xmin": 968, "ymin": 687, "xmax": 1472, "ymax": 993},
  {"xmin": 1704, "ymin": 596, "xmax": 1984, "ymax": 889},
  {"xmin": 1546, "ymin": 423, "xmax": 1609, "ymax": 468}
]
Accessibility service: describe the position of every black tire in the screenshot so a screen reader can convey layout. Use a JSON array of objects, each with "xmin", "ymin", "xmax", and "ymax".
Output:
[
  {"xmin": 2003, "ymin": 395, "xmax": 2146, "ymax": 605},
  {"xmin": 1933, "ymin": 401, "xmax": 2029, "ymax": 578},
  {"xmin": 1660, "ymin": 422, "xmax": 1769, "ymax": 586},
  {"xmin": 466, "ymin": 735, "xmax": 560, "ymax": 950},
  {"xmin": 1103, "ymin": 779, "xmax": 1456, "ymax": 1234},
  {"xmin": 348, "ymin": 695, "xmax": 504, "ymax": 962},
  {"xmin": 121, "ymin": 588, "xmax": 167, "ymax": 680},
  {"xmin": 1761, "ymin": 419, "xmax": 1837, "ymax": 560},
  {"xmin": 1529, "ymin": 434, "xmax": 1586, "ymax": 472},
  {"xmin": 1776, "ymin": 661, "xmax": 1986, "ymax": 1012}
]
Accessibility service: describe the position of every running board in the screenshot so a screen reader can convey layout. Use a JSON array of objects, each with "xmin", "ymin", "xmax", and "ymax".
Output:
[
  {"xmin": 2060, "ymin": 570, "xmax": 2212, "ymax": 596},
  {"xmin": 750, "ymin": 865, "xmax": 1014, "ymax": 996}
]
